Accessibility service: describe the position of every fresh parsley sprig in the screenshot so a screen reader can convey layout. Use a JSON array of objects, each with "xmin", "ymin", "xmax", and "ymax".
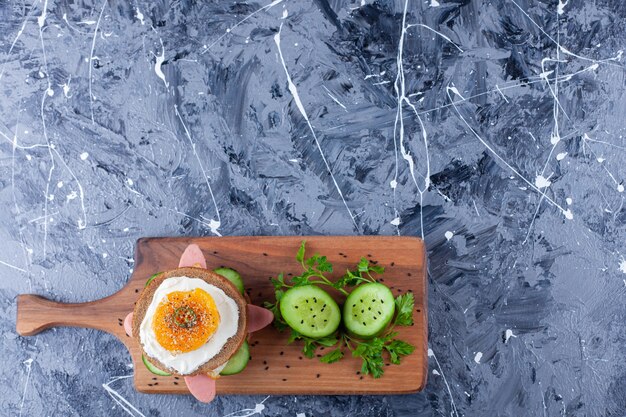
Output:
[{"xmin": 265, "ymin": 241, "xmax": 416, "ymax": 378}]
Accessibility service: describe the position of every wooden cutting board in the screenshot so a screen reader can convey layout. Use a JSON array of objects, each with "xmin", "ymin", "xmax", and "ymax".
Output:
[{"xmin": 16, "ymin": 236, "xmax": 427, "ymax": 395}]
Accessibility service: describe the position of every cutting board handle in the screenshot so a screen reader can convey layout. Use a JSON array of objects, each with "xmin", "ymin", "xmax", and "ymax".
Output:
[{"xmin": 16, "ymin": 293, "xmax": 129, "ymax": 337}]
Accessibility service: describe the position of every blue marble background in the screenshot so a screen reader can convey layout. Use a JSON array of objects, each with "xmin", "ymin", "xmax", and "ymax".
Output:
[{"xmin": 1, "ymin": 0, "xmax": 625, "ymax": 415}]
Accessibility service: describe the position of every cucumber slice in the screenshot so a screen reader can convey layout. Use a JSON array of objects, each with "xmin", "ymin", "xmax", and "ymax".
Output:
[
  {"xmin": 220, "ymin": 341, "xmax": 250, "ymax": 375},
  {"xmin": 145, "ymin": 272, "xmax": 162, "ymax": 287},
  {"xmin": 214, "ymin": 267, "xmax": 244, "ymax": 294},
  {"xmin": 280, "ymin": 286, "xmax": 341, "ymax": 338},
  {"xmin": 142, "ymin": 354, "xmax": 171, "ymax": 376},
  {"xmin": 343, "ymin": 283, "xmax": 395, "ymax": 339}
]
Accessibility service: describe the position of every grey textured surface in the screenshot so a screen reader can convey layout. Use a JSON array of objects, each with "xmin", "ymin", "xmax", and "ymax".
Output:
[{"xmin": 1, "ymin": 0, "xmax": 625, "ymax": 416}]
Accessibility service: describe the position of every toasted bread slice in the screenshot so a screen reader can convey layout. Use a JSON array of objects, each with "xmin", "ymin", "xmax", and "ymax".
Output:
[{"xmin": 132, "ymin": 267, "xmax": 247, "ymax": 376}]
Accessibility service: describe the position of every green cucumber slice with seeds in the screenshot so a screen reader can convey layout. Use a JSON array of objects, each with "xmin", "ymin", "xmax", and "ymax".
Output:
[
  {"xmin": 142, "ymin": 354, "xmax": 171, "ymax": 376},
  {"xmin": 220, "ymin": 341, "xmax": 250, "ymax": 375},
  {"xmin": 280, "ymin": 285, "xmax": 341, "ymax": 338},
  {"xmin": 343, "ymin": 283, "xmax": 395, "ymax": 339},
  {"xmin": 145, "ymin": 272, "xmax": 162, "ymax": 287},
  {"xmin": 214, "ymin": 267, "xmax": 245, "ymax": 294}
]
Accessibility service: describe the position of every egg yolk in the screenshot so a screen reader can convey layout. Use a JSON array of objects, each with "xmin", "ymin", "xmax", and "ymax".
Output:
[{"xmin": 152, "ymin": 289, "xmax": 220, "ymax": 354}]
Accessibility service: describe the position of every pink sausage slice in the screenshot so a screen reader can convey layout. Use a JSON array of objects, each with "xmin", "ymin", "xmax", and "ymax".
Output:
[
  {"xmin": 246, "ymin": 304, "xmax": 274, "ymax": 333},
  {"xmin": 124, "ymin": 312, "xmax": 133, "ymax": 337},
  {"xmin": 178, "ymin": 244, "xmax": 207, "ymax": 268},
  {"xmin": 184, "ymin": 375, "xmax": 217, "ymax": 403}
]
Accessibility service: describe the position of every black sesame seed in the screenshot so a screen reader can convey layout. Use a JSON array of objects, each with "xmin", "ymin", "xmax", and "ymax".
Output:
[
  {"xmin": 362, "ymin": 322, "xmax": 366, "ymax": 325},
  {"xmin": 306, "ymin": 300, "xmax": 309, "ymax": 303},
  {"xmin": 368, "ymin": 307, "xmax": 371, "ymax": 311},
  {"xmin": 324, "ymin": 319, "xmax": 327, "ymax": 322},
  {"xmin": 280, "ymin": 351, "xmax": 284, "ymax": 356},
  {"xmin": 353, "ymin": 304, "xmax": 356, "ymax": 307},
  {"xmin": 359, "ymin": 376, "xmax": 364, "ymax": 380},
  {"xmin": 391, "ymin": 262, "xmax": 395, "ymax": 266},
  {"xmin": 295, "ymin": 306, "xmax": 298, "ymax": 309},
  {"xmin": 152, "ymin": 377, "xmax": 157, "ymax": 381},
  {"xmin": 263, "ymin": 253, "xmax": 268, "ymax": 256},
  {"xmin": 173, "ymin": 382, "xmax": 178, "ymax": 385},
  {"xmin": 263, "ymin": 360, "xmax": 267, "ymax": 365},
  {"xmin": 282, "ymin": 378, "xmax": 287, "ymax": 381},
  {"xmin": 311, "ymin": 325, "xmax": 315, "ymax": 327},
  {"xmin": 301, "ymin": 320, "xmax": 304, "ymax": 324},
  {"xmin": 299, "ymin": 356, "xmax": 303, "ymax": 360},
  {"xmin": 135, "ymin": 289, "xmax": 139, "ymax": 293},
  {"xmin": 373, "ymin": 317, "xmax": 377, "ymax": 320},
  {"xmin": 265, "ymin": 366, "xmax": 269, "ymax": 370},
  {"xmin": 174, "ymin": 377, "xmax": 180, "ymax": 380},
  {"xmin": 316, "ymin": 354, "xmax": 322, "ymax": 357},
  {"xmin": 361, "ymin": 310, "xmax": 364, "ymax": 313},
  {"xmin": 316, "ymin": 374, "xmax": 321, "ymax": 378},
  {"xmin": 286, "ymin": 365, "xmax": 290, "ymax": 368},
  {"xmin": 312, "ymin": 315, "xmax": 316, "ymax": 318}
]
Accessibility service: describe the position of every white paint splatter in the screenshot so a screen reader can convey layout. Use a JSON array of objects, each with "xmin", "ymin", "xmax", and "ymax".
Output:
[
  {"xmin": 619, "ymin": 259, "xmax": 626, "ymax": 275},
  {"xmin": 563, "ymin": 209, "xmax": 573, "ymax": 220},
  {"xmin": 556, "ymin": 152, "xmax": 567, "ymax": 161},
  {"xmin": 390, "ymin": 217, "xmax": 400, "ymax": 226},
  {"xmin": 618, "ymin": 184, "xmax": 624, "ymax": 193},
  {"xmin": 222, "ymin": 396, "xmax": 270, "ymax": 417},
  {"xmin": 445, "ymin": 231, "xmax": 454, "ymax": 241},
  {"xmin": 154, "ymin": 38, "xmax": 168, "ymax": 89},
  {"xmin": 474, "ymin": 352, "xmax": 483, "ymax": 363},
  {"xmin": 390, "ymin": 179, "xmax": 397, "ymax": 189},
  {"xmin": 448, "ymin": 86, "xmax": 465, "ymax": 100},
  {"xmin": 409, "ymin": 24, "xmax": 463, "ymax": 53},
  {"xmin": 102, "ymin": 375, "xmax": 146, "ymax": 417},
  {"xmin": 38, "ymin": 0, "xmax": 48, "ymax": 28},
  {"xmin": 505, "ymin": 329, "xmax": 517, "ymax": 343},
  {"xmin": 57, "ymin": 181, "xmax": 63, "ymax": 188},
  {"xmin": 430, "ymin": 0, "xmax": 440, "ymax": 6},
  {"xmin": 597, "ymin": 157, "xmax": 605, "ymax": 163},
  {"xmin": 80, "ymin": 152, "xmax": 89, "ymax": 160},
  {"xmin": 274, "ymin": 24, "xmax": 358, "ymax": 229},
  {"xmin": 46, "ymin": 88, "xmax": 54, "ymax": 96},
  {"xmin": 135, "ymin": 8, "xmax": 145, "ymax": 25},
  {"xmin": 88, "ymin": 0, "xmax": 108, "ymax": 124},
  {"xmin": 432, "ymin": 369, "xmax": 440, "ymax": 375},
  {"xmin": 534, "ymin": 174, "xmax": 551, "ymax": 189},
  {"xmin": 557, "ymin": 0, "xmax": 568, "ymax": 15},
  {"xmin": 566, "ymin": 197, "xmax": 572, "ymax": 205},
  {"xmin": 282, "ymin": 9, "xmax": 288, "ymax": 19},
  {"xmin": 174, "ymin": 105, "xmax": 222, "ymax": 236}
]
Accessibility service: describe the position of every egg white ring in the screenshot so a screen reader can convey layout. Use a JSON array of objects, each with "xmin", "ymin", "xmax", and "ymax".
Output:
[{"xmin": 139, "ymin": 276, "xmax": 240, "ymax": 375}]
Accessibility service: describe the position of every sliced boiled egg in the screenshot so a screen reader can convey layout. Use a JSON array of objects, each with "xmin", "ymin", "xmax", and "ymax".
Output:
[{"xmin": 139, "ymin": 277, "xmax": 239, "ymax": 375}]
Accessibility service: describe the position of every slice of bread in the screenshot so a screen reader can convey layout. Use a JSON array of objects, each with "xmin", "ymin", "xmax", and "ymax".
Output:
[{"xmin": 132, "ymin": 267, "xmax": 247, "ymax": 376}]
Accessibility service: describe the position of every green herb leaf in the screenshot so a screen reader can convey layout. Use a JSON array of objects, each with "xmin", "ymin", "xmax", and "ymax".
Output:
[
  {"xmin": 394, "ymin": 293, "xmax": 414, "ymax": 326},
  {"xmin": 384, "ymin": 339, "xmax": 415, "ymax": 364},
  {"xmin": 270, "ymin": 273, "xmax": 285, "ymax": 290},
  {"xmin": 320, "ymin": 348, "xmax": 344, "ymax": 364},
  {"xmin": 287, "ymin": 329, "xmax": 302, "ymax": 344},
  {"xmin": 315, "ymin": 336, "xmax": 338, "ymax": 347},
  {"xmin": 296, "ymin": 241, "xmax": 306, "ymax": 263},
  {"xmin": 303, "ymin": 339, "xmax": 316, "ymax": 358}
]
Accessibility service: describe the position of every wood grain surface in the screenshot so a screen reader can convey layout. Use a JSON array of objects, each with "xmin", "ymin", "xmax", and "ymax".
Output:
[{"xmin": 17, "ymin": 236, "xmax": 427, "ymax": 395}]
